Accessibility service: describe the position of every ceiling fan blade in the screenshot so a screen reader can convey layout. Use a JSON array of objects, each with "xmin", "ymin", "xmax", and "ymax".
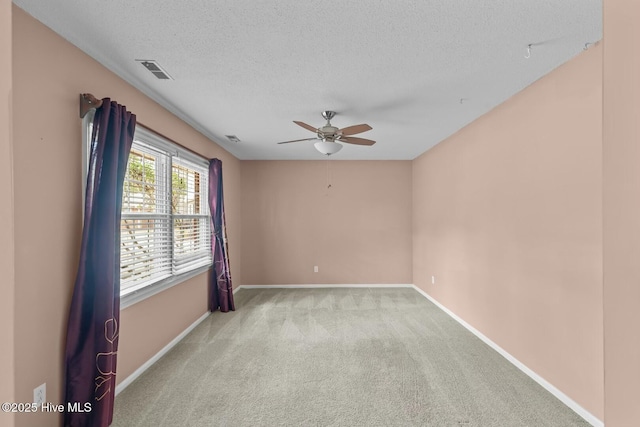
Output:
[
  {"xmin": 293, "ymin": 121, "xmax": 318, "ymax": 133},
  {"xmin": 276, "ymin": 137, "xmax": 318, "ymax": 144},
  {"xmin": 339, "ymin": 136, "xmax": 376, "ymax": 146},
  {"xmin": 339, "ymin": 124, "xmax": 372, "ymax": 136}
]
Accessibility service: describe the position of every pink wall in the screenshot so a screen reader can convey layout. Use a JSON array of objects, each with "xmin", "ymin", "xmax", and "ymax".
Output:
[
  {"xmin": 603, "ymin": 1, "xmax": 640, "ymax": 425},
  {"xmin": 0, "ymin": 0, "xmax": 16, "ymax": 426},
  {"xmin": 11, "ymin": 6, "xmax": 241, "ymax": 426},
  {"xmin": 412, "ymin": 44, "xmax": 604, "ymax": 420},
  {"xmin": 117, "ymin": 274, "xmax": 208, "ymax": 381},
  {"xmin": 241, "ymin": 161, "xmax": 412, "ymax": 285}
]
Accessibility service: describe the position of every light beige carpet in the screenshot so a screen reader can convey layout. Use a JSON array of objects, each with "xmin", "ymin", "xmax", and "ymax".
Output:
[{"xmin": 112, "ymin": 288, "xmax": 592, "ymax": 426}]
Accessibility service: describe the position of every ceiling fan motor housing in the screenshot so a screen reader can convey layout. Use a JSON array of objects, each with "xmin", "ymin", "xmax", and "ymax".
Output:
[
  {"xmin": 319, "ymin": 111, "xmax": 339, "ymax": 140},
  {"xmin": 319, "ymin": 125, "xmax": 339, "ymax": 141}
]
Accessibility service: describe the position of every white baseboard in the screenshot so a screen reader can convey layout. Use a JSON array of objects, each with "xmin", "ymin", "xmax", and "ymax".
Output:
[
  {"xmin": 411, "ymin": 285, "xmax": 603, "ymax": 427},
  {"xmin": 235, "ymin": 284, "xmax": 414, "ymax": 290},
  {"xmin": 115, "ymin": 311, "xmax": 211, "ymax": 396}
]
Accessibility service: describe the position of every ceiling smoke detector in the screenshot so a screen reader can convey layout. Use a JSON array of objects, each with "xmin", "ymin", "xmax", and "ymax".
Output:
[{"xmin": 136, "ymin": 60, "xmax": 173, "ymax": 80}]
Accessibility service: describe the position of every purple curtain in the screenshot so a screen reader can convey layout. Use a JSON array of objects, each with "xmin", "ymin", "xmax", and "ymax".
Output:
[
  {"xmin": 64, "ymin": 99, "xmax": 135, "ymax": 427},
  {"xmin": 209, "ymin": 159, "xmax": 235, "ymax": 312}
]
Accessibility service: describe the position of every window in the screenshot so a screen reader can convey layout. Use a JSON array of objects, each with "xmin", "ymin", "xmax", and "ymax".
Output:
[
  {"xmin": 118, "ymin": 127, "xmax": 211, "ymax": 303},
  {"xmin": 82, "ymin": 119, "xmax": 212, "ymax": 306}
]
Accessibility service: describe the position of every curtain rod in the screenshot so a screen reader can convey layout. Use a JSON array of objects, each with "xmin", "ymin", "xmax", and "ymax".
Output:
[
  {"xmin": 78, "ymin": 93, "xmax": 214, "ymax": 162},
  {"xmin": 79, "ymin": 93, "xmax": 103, "ymax": 118}
]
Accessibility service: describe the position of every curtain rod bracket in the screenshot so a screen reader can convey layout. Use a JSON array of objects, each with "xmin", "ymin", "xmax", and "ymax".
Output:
[{"xmin": 79, "ymin": 93, "xmax": 103, "ymax": 118}]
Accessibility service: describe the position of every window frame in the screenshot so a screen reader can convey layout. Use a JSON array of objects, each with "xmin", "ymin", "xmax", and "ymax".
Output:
[{"xmin": 83, "ymin": 121, "xmax": 213, "ymax": 309}]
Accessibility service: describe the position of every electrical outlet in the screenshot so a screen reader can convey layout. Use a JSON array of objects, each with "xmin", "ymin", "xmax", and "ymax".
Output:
[
  {"xmin": 314, "ymin": 266, "xmax": 319, "ymax": 273},
  {"xmin": 34, "ymin": 383, "xmax": 46, "ymax": 406},
  {"xmin": 431, "ymin": 275, "xmax": 435, "ymax": 285}
]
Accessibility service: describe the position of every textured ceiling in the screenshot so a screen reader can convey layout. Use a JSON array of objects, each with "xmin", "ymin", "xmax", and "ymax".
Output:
[{"xmin": 14, "ymin": 0, "xmax": 602, "ymax": 160}]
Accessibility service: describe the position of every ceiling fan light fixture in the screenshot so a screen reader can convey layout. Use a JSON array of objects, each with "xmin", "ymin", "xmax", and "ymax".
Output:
[{"xmin": 314, "ymin": 140, "xmax": 343, "ymax": 156}]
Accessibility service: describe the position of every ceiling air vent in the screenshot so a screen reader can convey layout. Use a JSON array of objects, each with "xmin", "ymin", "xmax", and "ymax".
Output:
[
  {"xmin": 226, "ymin": 135, "xmax": 241, "ymax": 143},
  {"xmin": 136, "ymin": 60, "xmax": 173, "ymax": 80}
]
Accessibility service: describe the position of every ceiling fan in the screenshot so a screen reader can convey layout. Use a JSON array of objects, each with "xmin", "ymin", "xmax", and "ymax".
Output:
[{"xmin": 277, "ymin": 111, "xmax": 375, "ymax": 155}]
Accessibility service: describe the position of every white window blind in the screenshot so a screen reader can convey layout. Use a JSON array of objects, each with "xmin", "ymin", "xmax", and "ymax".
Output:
[
  {"xmin": 119, "ymin": 127, "xmax": 212, "ymax": 297},
  {"xmin": 120, "ymin": 142, "xmax": 172, "ymax": 293},
  {"xmin": 171, "ymin": 157, "xmax": 211, "ymax": 275}
]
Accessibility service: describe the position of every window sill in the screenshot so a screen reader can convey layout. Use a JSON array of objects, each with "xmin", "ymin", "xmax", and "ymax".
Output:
[{"xmin": 121, "ymin": 264, "xmax": 211, "ymax": 310}]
